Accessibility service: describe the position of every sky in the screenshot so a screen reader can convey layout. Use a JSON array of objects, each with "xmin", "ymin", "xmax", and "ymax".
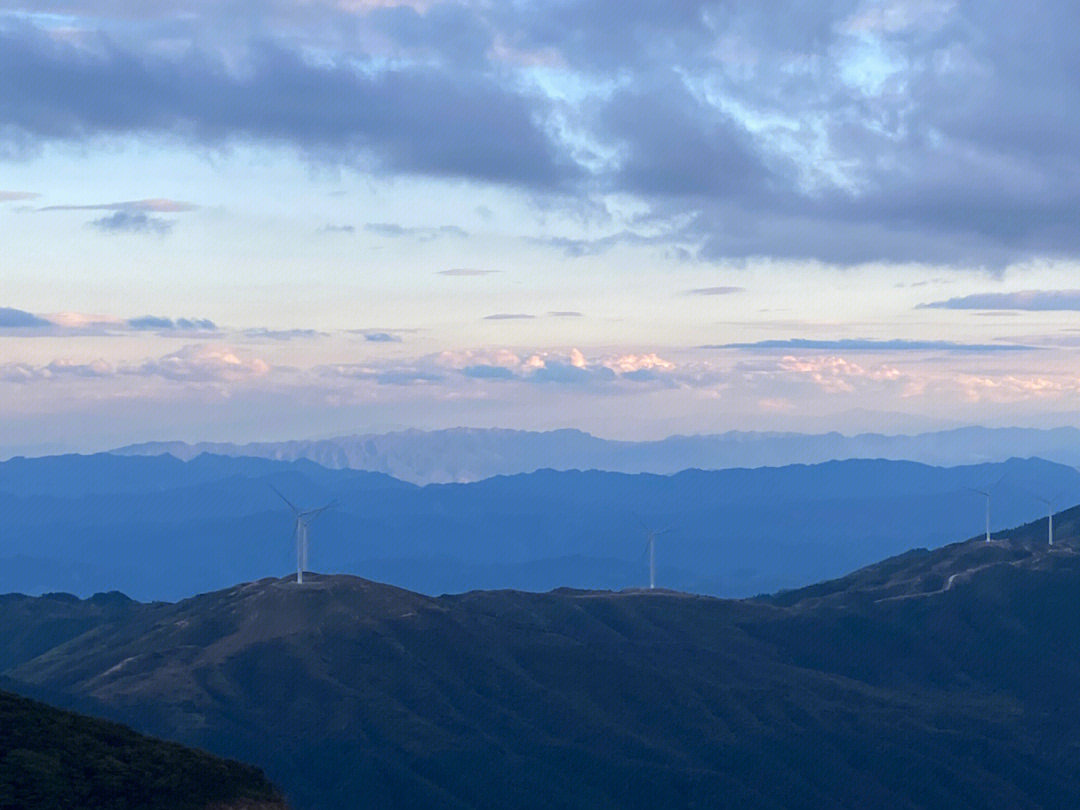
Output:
[{"xmin": 4, "ymin": 0, "xmax": 1080, "ymax": 452}]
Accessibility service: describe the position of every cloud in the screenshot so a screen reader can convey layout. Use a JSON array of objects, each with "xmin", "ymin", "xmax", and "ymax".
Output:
[
  {"xmin": 438, "ymin": 268, "xmax": 498, "ymax": 277},
  {"xmin": 685, "ymin": 287, "xmax": 745, "ymax": 296},
  {"xmin": 548, "ymin": 311, "xmax": 583, "ymax": 317},
  {"xmin": 320, "ymin": 224, "xmax": 355, "ymax": 233},
  {"xmin": 917, "ymin": 291, "xmax": 1080, "ymax": 311},
  {"xmin": 128, "ymin": 316, "xmax": 217, "ymax": 331},
  {"xmin": 363, "ymin": 331, "xmax": 403, "ymax": 342},
  {"xmin": 712, "ymin": 339, "xmax": 1034, "ymax": 352},
  {"xmin": 0, "ymin": 191, "xmax": 38, "ymax": 201},
  {"xmin": 365, "ymin": 223, "xmax": 468, "ymax": 239},
  {"xmin": 483, "ymin": 313, "xmax": 534, "ymax": 320},
  {"xmin": 90, "ymin": 211, "xmax": 174, "ymax": 234},
  {"xmin": 40, "ymin": 199, "xmax": 197, "ymax": 212},
  {"xmin": 243, "ymin": 328, "xmax": 327, "ymax": 340},
  {"xmin": 461, "ymin": 364, "xmax": 517, "ymax": 380},
  {"xmin": 7, "ymin": 4, "xmax": 1080, "ymax": 264},
  {"xmin": 0, "ymin": 307, "xmax": 50, "ymax": 328},
  {"xmin": 0, "ymin": 26, "xmax": 573, "ymax": 188},
  {"xmin": 135, "ymin": 344, "xmax": 270, "ymax": 382}
]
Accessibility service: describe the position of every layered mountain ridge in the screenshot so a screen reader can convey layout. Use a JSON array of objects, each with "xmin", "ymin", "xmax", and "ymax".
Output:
[{"xmin": 5, "ymin": 508, "xmax": 1080, "ymax": 809}]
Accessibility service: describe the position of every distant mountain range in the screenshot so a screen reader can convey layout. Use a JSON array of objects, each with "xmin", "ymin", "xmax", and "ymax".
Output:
[
  {"xmin": 114, "ymin": 426, "xmax": 1080, "ymax": 483},
  {"xmin": 3, "ymin": 453, "xmax": 1080, "ymax": 600},
  {"xmin": 5, "ymin": 509, "xmax": 1080, "ymax": 809},
  {"xmin": 0, "ymin": 688, "xmax": 286, "ymax": 810}
]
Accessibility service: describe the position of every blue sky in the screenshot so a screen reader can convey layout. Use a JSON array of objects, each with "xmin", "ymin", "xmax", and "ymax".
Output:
[{"xmin": 3, "ymin": 0, "xmax": 1080, "ymax": 452}]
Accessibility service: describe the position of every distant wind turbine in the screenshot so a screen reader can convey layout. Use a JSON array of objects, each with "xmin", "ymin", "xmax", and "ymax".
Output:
[
  {"xmin": 1016, "ymin": 483, "xmax": 1071, "ymax": 547},
  {"xmin": 967, "ymin": 474, "xmax": 1008, "ymax": 543},
  {"xmin": 636, "ymin": 516, "xmax": 673, "ymax": 590},
  {"xmin": 271, "ymin": 485, "xmax": 335, "ymax": 583}
]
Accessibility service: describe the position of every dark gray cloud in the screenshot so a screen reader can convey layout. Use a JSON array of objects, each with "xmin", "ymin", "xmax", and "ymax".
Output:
[
  {"xmin": 917, "ymin": 291, "xmax": 1080, "ymax": 311},
  {"xmin": 0, "ymin": 307, "xmax": 49, "ymax": 327},
  {"xmin": 711, "ymin": 339, "xmax": 1034, "ymax": 352},
  {"xmin": 438, "ymin": 268, "xmax": 498, "ymax": 277},
  {"xmin": 0, "ymin": 24, "xmax": 573, "ymax": 188},
  {"xmin": 91, "ymin": 211, "xmax": 173, "ymax": 234},
  {"xmin": 483, "ymin": 313, "xmax": 534, "ymax": 320},
  {"xmin": 6, "ymin": 3, "xmax": 1080, "ymax": 264},
  {"xmin": 686, "ymin": 287, "xmax": 745, "ymax": 296}
]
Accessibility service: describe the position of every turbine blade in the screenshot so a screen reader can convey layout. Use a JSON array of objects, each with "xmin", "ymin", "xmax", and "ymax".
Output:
[
  {"xmin": 632, "ymin": 512, "xmax": 653, "ymax": 533},
  {"xmin": 269, "ymin": 484, "xmax": 300, "ymax": 514}
]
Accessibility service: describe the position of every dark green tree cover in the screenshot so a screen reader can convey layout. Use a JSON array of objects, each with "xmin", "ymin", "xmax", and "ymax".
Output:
[{"xmin": 0, "ymin": 690, "xmax": 284, "ymax": 810}]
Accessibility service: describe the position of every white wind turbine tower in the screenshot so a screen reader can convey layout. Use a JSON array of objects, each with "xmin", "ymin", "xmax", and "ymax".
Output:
[
  {"xmin": 271, "ymin": 485, "xmax": 335, "ymax": 583},
  {"xmin": 636, "ymin": 517, "xmax": 673, "ymax": 590},
  {"xmin": 967, "ymin": 474, "xmax": 1007, "ymax": 543},
  {"xmin": 1030, "ymin": 491, "xmax": 1064, "ymax": 546}
]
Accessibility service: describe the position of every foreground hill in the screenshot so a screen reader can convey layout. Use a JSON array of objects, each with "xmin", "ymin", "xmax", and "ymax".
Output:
[
  {"xmin": 0, "ymin": 689, "xmax": 286, "ymax": 810},
  {"xmin": 114, "ymin": 425, "xmax": 1080, "ymax": 483},
  {"xmin": 5, "ymin": 513, "xmax": 1080, "ymax": 808},
  {"xmin": 2, "ymin": 452, "xmax": 1077, "ymax": 599}
]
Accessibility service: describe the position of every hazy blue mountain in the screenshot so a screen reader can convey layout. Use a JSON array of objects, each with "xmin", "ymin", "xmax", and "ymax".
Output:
[
  {"xmin": 1, "ymin": 453, "xmax": 1078, "ymax": 600},
  {"xmin": 5, "ymin": 513, "xmax": 1080, "ymax": 809},
  {"xmin": 113, "ymin": 426, "xmax": 1080, "ymax": 483}
]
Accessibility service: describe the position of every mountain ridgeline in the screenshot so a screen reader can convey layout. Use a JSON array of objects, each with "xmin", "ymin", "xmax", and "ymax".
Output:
[
  {"xmin": 1, "ymin": 451, "xmax": 1079, "ymax": 600},
  {"xmin": 4, "ymin": 508, "xmax": 1080, "ymax": 809},
  {"xmin": 114, "ymin": 425, "xmax": 1080, "ymax": 483}
]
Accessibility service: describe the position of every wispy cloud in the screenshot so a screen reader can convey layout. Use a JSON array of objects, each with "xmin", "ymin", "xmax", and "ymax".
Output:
[
  {"xmin": 363, "ymin": 332, "xmax": 403, "ymax": 342},
  {"xmin": 711, "ymin": 339, "xmax": 1034, "ymax": 352},
  {"xmin": 319, "ymin": 224, "xmax": 355, "ymax": 233},
  {"xmin": 90, "ymin": 211, "xmax": 173, "ymax": 234},
  {"xmin": 243, "ymin": 328, "xmax": 327, "ymax": 341},
  {"xmin": 40, "ymin": 198, "xmax": 198, "ymax": 213},
  {"xmin": 685, "ymin": 287, "xmax": 745, "ymax": 296},
  {"xmin": 484, "ymin": 313, "xmax": 534, "ymax": 320},
  {"xmin": 0, "ymin": 191, "xmax": 38, "ymax": 202},
  {"xmin": 366, "ymin": 223, "xmax": 468, "ymax": 239},
  {"xmin": 548, "ymin": 311, "xmax": 583, "ymax": 317},
  {"xmin": 438, "ymin": 268, "xmax": 498, "ymax": 277},
  {"xmin": 917, "ymin": 290, "xmax": 1080, "ymax": 311},
  {"xmin": 128, "ymin": 316, "xmax": 217, "ymax": 331}
]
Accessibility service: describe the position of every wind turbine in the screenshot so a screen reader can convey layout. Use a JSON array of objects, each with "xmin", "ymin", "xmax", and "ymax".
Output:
[
  {"xmin": 966, "ymin": 474, "xmax": 1007, "ymax": 543},
  {"xmin": 1030, "ymin": 490, "xmax": 1065, "ymax": 546},
  {"xmin": 271, "ymin": 485, "xmax": 335, "ymax": 583},
  {"xmin": 636, "ymin": 516, "xmax": 672, "ymax": 590},
  {"xmin": 1016, "ymin": 483, "xmax": 1071, "ymax": 547}
]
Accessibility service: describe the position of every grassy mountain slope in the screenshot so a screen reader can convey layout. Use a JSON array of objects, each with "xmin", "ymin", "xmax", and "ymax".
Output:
[{"xmin": 5, "ymin": 513, "xmax": 1080, "ymax": 808}]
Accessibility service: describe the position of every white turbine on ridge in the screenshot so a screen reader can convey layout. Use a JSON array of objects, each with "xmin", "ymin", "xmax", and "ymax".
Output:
[
  {"xmin": 966, "ymin": 474, "xmax": 1007, "ymax": 543},
  {"xmin": 636, "ymin": 516, "xmax": 673, "ymax": 590},
  {"xmin": 271, "ymin": 485, "xmax": 335, "ymax": 584}
]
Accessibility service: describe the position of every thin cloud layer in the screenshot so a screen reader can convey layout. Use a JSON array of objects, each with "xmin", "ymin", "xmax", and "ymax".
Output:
[
  {"xmin": 438, "ymin": 269, "xmax": 498, "ymax": 277},
  {"xmin": 918, "ymin": 291, "xmax": 1080, "ymax": 311},
  {"xmin": 715, "ymin": 339, "xmax": 1034, "ymax": 352}
]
